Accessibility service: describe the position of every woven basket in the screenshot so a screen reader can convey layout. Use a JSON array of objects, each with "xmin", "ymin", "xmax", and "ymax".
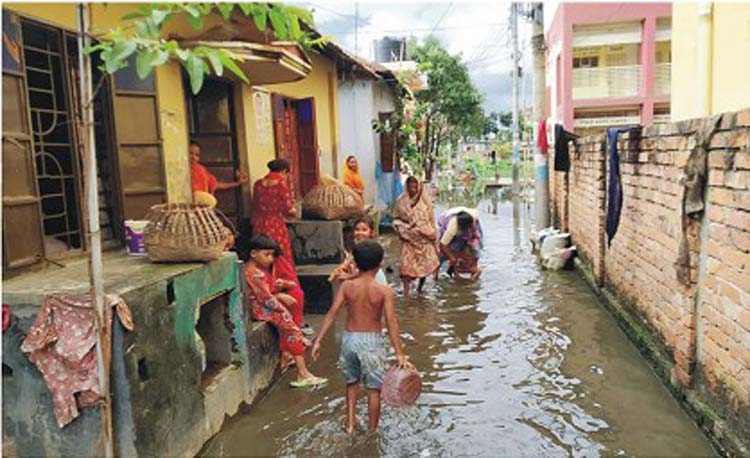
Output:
[
  {"xmin": 144, "ymin": 203, "xmax": 230, "ymax": 262},
  {"xmin": 302, "ymin": 183, "xmax": 364, "ymax": 220},
  {"xmin": 382, "ymin": 365, "xmax": 422, "ymax": 407}
]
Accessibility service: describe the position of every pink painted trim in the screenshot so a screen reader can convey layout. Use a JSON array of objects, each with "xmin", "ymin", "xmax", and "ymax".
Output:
[{"xmin": 547, "ymin": 2, "xmax": 673, "ymax": 129}]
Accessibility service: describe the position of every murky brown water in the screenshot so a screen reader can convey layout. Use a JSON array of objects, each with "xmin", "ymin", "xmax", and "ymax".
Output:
[{"xmin": 201, "ymin": 195, "xmax": 715, "ymax": 458}]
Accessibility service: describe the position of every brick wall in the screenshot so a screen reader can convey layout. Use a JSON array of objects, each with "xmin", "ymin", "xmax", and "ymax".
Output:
[
  {"xmin": 559, "ymin": 109, "xmax": 750, "ymax": 454},
  {"xmin": 548, "ymin": 148, "xmax": 570, "ymax": 231},
  {"xmin": 699, "ymin": 112, "xmax": 750, "ymax": 411},
  {"xmin": 568, "ymin": 135, "xmax": 606, "ymax": 285}
]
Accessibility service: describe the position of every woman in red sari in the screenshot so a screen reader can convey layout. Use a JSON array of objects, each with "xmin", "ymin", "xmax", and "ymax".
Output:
[{"xmin": 252, "ymin": 159, "xmax": 297, "ymax": 266}]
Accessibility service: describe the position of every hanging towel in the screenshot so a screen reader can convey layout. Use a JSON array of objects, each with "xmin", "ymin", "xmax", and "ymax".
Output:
[
  {"xmin": 537, "ymin": 119, "xmax": 549, "ymax": 155},
  {"xmin": 606, "ymin": 128, "xmax": 628, "ymax": 246},
  {"xmin": 553, "ymin": 124, "xmax": 577, "ymax": 172},
  {"xmin": 21, "ymin": 293, "xmax": 134, "ymax": 428}
]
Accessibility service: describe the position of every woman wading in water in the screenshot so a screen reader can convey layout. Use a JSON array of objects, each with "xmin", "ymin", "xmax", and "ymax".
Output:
[{"xmin": 392, "ymin": 177, "xmax": 440, "ymax": 298}]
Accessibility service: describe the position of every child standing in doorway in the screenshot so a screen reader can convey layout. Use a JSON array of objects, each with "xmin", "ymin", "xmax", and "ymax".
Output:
[{"xmin": 313, "ymin": 240, "xmax": 412, "ymax": 433}]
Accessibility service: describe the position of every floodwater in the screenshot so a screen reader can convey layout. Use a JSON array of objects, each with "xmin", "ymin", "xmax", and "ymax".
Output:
[{"xmin": 201, "ymin": 194, "xmax": 715, "ymax": 458}]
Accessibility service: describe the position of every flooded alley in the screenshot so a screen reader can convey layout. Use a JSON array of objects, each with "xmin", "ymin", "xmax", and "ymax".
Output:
[{"xmin": 201, "ymin": 196, "xmax": 714, "ymax": 458}]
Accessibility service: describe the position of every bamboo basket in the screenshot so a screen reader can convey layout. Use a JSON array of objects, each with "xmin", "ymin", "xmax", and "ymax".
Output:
[
  {"xmin": 144, "ymin": 203, "xmax": 230, "ymax": 262},
  {"xmin": 302, "ymin": 183, "xmax": 365, "ymax": 220}
]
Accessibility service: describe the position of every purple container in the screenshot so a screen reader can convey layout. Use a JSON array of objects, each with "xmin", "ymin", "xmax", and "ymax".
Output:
[{"xmin": 124, "ymin": 220, "xmax": 149, "ymax": 256}]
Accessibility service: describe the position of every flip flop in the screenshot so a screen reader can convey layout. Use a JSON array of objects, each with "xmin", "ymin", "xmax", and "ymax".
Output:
[{"xmin": 289, "ymin": 376, "xmax": 328, "ymax": 388}]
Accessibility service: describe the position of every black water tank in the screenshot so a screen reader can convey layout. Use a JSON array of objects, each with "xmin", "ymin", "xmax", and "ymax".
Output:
[{"xmin": 374, "ymin": 37, "xmax": 407, "ymax": 63}]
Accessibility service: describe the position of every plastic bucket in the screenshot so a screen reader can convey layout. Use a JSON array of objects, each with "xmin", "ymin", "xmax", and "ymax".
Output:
[{"xmin": 124, "ymin": 220, "xmax": 149, "ymax": 256}]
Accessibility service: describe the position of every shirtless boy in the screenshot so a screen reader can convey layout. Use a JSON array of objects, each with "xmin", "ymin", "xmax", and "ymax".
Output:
[{"xmin": 312, "ymin": 240, "xmax": 412, "ymax": 433}]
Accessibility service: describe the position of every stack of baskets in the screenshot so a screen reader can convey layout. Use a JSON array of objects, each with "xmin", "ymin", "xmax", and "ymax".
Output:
[{"xmin": 143, "ymin": 203, "xmax": 231, "ymax": 262}]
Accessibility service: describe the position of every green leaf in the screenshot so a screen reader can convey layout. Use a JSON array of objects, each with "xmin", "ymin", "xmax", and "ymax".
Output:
[
  {"xmin": 206, "ymin": 52, "xmax": 223, "ymax": 76},
  {"xmin": 219, "ymin": 53, "xmax": 249, "ymax": 84},
  {"xmin": 103, "ymin": 40, "xmax": 137, "ymax": 74},
  {"xmin": 217, "ymin": 3, "xmax": 234, "ymax": 21},
  {"xmin": 164, "ymin": 40, "xmax": 179, "ymax": 53},
  {"xmin": 268, "ymin": 9, "xmax": 288, "ymax": 39},
  {"xmin": 288, "ymin": 14, "xmax": 302, "ymax": 40},
  {"xmin": 135, "ymin": 20, "xmax": 151, "ymax": 38},
  {"xmin": 175, "ymin": 48, "xmax": 189, "ymax": 61},
  {"xmin": 185, "ymin": 55, "xmax": 205, "ymax": 94},
  {"xmin": 238, "ymin": 3, "xmax": 253, "ymax": 15},
  {"xmin": 250, "ymin": 8, "xmax": 268, "ymax": 32},
  {"xmin": 136, "ymin": 50, "xmax": 155, "ymax": 79},
  {"xmin": 151, "ymin": 9, "xmax": 169, "ymax": 26},
  {"xmin": 197, "ymin": 3, "xmax": 212, "ymax": 15},
  {"xmin": 122, "ymin": 12, "xmax": 147, "ymax": 20},
  {"xmin": 284, "ymin": 6, "xmax": 313, "ymax": 25},
  {"xmin": 83, "ymin": 43, "xmax": 107, "ymax": 55},
  {"xmin": 184, "ymin": 4, "xmax": 200, "ymax": 18},
  {"xmin": 186, "ymin": 13, "xmax": 202, "ymax": 30}
]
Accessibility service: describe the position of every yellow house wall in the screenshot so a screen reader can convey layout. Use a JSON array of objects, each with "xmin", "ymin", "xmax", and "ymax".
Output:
[
  {"xmin": 672, "ymin": 3, "xmax": 750, "ymax": 121},
  {"xmin": 6, "ymin": 3, "xmax": 193, "ymax": 203},
  {"xmin": 261, "ymin": 52, "xmax": 340, "ymax": 179}
]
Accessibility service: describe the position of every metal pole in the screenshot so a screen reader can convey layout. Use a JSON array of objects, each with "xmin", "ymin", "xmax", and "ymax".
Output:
[
  {"xmin": 531, "ymin": 3, "xmax": 549, "ymax": 230},
  {"xmin": 511, "ymin": 2, "xmax": 520, "ymax": 195},
  {"xmin": 354, "ymin": 2, "xmax": 359, "ymax": 56},
  {"xmin": 77, "ymin": 4, "xmax": 113, "ymax": 458}
]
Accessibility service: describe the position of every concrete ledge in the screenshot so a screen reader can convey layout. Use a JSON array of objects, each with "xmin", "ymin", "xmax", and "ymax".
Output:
[{"xmin": 573, "ymin": 258, "xmax": 748, "ymax": 458}]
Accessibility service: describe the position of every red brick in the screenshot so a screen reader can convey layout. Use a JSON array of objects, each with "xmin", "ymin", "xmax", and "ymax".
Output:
[
  {"xmin": 737, "ymin": 109, "xmax": 750, "ymax": 127},
  {"xmin": 735, "ymin": 152, "xmax": 750, "ymax": 170}
]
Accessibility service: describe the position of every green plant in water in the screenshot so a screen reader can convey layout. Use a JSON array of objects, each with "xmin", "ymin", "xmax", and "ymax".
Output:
[{"xmin": 87, "ymin": 3, "xmax": 328, "ymax": 94}]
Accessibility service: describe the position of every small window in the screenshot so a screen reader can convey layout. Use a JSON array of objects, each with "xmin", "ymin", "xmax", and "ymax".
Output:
[
  {"xmin": 573, "ymin": 56, "xmax": 599, "ymax": 68},
  {"xmin": 114, "ymin": 55, "xmax": 155, "ymax": 92}
]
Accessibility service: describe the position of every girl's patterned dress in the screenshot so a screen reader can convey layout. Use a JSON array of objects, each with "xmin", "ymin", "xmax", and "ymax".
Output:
[{"xmin": 244, "ymin": 263, "xmax": 305, "ymax": 355}]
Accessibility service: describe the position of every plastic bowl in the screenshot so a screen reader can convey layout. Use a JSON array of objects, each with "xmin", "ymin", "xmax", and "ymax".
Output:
[{"xmin": 382, "ymin": 365, "xmax": 422, "ymax": 407}]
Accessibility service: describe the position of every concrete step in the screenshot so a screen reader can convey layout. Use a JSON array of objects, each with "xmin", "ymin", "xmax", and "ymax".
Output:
[{"xmin": 297, "ymin": 264, "xmax": 339, "ymax": 314}]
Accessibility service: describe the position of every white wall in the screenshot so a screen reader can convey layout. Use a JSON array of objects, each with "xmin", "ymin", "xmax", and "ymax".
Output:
[{"xmin": 338, "ymin": 79, "xmax": 376, "ymax": 205}]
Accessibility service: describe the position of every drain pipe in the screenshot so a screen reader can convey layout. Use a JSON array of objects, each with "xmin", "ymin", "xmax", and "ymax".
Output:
[{"xmin": 696, "ymin": 2, "xmax": 713, "ymax": 116}]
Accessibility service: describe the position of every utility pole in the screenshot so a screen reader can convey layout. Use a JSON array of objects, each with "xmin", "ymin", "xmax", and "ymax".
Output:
[
  {"xmin": 354, "ymin": 2, "xmax": 359, "ymax": 56},
  {"xmin": 511, "ymin": 2, "xmax": 520, "ymax": 195},
  {"xmin": 531, "ymin": 3, "xmax": 549, "ymax": 229}
]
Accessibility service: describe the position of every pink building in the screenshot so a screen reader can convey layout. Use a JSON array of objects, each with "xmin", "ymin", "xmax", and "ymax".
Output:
[{"xmin": 546, "ymin": 3, "xmax": 672, "ymax": 134}]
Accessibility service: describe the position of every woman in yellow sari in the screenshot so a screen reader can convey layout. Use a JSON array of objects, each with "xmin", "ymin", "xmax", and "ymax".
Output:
[
  {"xmin": 342, "ymin": 155, "xmax": 365, "ymax": 198},
  {"xmin": 392, "ymin": 176, "xmax": 440, "ymax": 298}
]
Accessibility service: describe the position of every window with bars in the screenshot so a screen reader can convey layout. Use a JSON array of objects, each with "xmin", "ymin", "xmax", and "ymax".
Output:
[{"xmin": 2, "ymin": 12, "xmax": 138, "ymax": 271}]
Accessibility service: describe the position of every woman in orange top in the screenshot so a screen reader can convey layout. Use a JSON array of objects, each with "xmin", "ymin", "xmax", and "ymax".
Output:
[
  {"xmin": 189, "ymin": 140, "xmax": 248, "ymax": 195},
  {"xmin": 342, "ymin": 155, "xmax": 365, "ymax": 198}
]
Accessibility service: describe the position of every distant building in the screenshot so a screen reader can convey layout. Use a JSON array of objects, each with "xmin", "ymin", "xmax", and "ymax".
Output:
[
  {"xmin": 671, "ymin": 3, "xmax": 750, "ymax": 121},
  {"xmin": 545, "ymin": 3, "xmax": 672, "ymax": 135},
  {"xmin": 373, "ymin": 37, "xmax": 408, "ymax": 63}
]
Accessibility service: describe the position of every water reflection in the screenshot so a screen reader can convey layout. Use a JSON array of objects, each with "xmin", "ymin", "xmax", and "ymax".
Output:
[{"xmin": 201, "ymin": 196, "xmax": 715, "ymax": 458}]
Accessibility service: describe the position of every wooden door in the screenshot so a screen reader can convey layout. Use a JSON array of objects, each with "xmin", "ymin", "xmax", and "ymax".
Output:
[
  {"xmin": 272, "ymin": 94, "xmax": 300, "ymax": 197},
  {"xmin": 111, "ymin": 55, "xmax": 167, "ymax": 220},
  {"xmin": 188, "ymin": 78, "xmax": 242, "ymax": 226},
  {"xmin": 2, "ymin": 11, "xmax": 45, "ymax": 269},
  {"xmin": 296, "ymin": 98, "xmax": 319, "ymax": 196}
]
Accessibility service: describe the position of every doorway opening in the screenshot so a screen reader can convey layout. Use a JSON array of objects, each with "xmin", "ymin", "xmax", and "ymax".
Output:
[
  {"xmin": 271, "ymin": 94, "xmax": 319, "ymax": 197},
  {"xmin": 187, "ymin": 77, "xmax": 243, "ymax": 227}
]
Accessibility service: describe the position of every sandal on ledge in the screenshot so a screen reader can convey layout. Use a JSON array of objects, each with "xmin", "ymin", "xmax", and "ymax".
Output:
[{"xmin": 290, "ymin": 376, "xmax": 328, "ymax": 388}]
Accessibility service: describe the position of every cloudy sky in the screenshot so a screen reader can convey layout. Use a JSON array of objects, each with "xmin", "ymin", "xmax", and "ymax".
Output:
[{"xmin": 303, "ymin": 1, "xmax": 537, "ymax": 113}]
